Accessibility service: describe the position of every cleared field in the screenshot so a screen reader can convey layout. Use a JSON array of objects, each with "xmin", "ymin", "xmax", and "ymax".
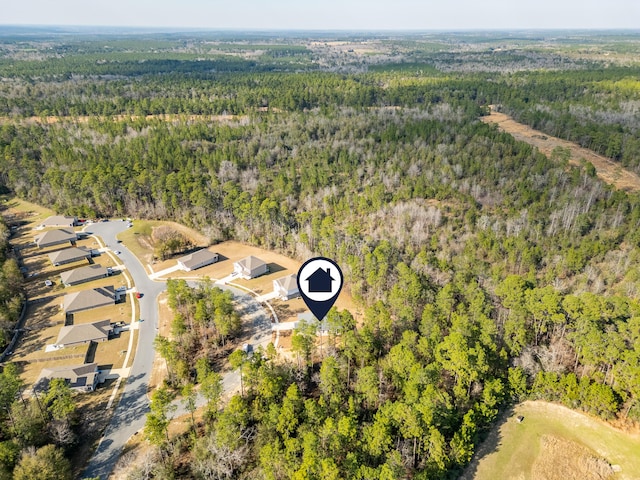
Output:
[
  {"xmin": 482, "ymin": 110, "xmax": 640, "ymax": 193},
  {"xmin": 0, "ymin": 196, "xmax": 55, "ymax": 228},
  {"xmin": 462, "ymin": 401, "xmax": 640, "ymax": 480}
]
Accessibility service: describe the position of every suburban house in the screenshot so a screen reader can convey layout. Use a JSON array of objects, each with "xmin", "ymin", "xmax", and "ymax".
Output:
[
  {"xmin": 55, "ymin": 319, "xmax": 113, "ymax": 347},
  {"xmin": 36, "ymin": 363, "xmax": 100, "ymax": 393},
  {"xmin": 233, "ymin": 255, "xmax": 268, "ymax": 279},
  {"xmin": 63, "ymin": 286, "xmax": 115, "ymax": 314},
  {"xmin": 34, "ymin": 229, "xmax": 77, "ymax": 249},
  {"xmin": 305, "ymin": 267, "xmax": 335, "ymax": 293},
  {"xmin": 48, "ymin": 247, "xmax": 92, "ymax": 266},
  {"xmin": 177, "ymin": 249, "xmax": 219, "ymax": 271},
  {"xmin": 60, "ymin": 264, "xmax": 108, "ymax": 287},
  {"xmin": 38, "ymin": 215, "xmax": 78, "ymax": 228},
  {"xmin": 273, "ymin": 273, "xmax": 300, "ymax": 300}
]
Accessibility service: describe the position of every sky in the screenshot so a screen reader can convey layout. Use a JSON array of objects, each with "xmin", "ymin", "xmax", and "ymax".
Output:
[{"xmin": 2, "ymin": 0, "xmax": 639, "ymax": 30}]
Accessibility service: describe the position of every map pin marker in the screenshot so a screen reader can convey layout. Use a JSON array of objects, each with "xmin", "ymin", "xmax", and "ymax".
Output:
[{"xmin": 297, "ymin": 257, "xmax": 344, "ymax": 321}]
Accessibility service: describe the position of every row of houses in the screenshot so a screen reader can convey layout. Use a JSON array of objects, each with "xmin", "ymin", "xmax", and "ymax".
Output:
[
  {"xmin": 174, "ymin": 250, "xmax": 299, "ymax": 299},
  {"xmin": 35, "ymin": 287, "xmax": 120, "ymax": 392},
  {"xmin": 174, "ymin": 249, "xmax": 270, "ymax": 279}
]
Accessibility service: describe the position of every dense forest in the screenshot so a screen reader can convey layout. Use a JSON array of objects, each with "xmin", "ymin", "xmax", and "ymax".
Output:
[
  {"xmin": 0, "ymin": 214, "xmax": 23, "ymax": 351},
  {"xmin": 1, "ymin": 30, "xmax": 640, "ymax": 479}
]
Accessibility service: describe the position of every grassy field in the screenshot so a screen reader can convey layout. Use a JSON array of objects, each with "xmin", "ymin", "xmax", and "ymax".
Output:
[{"xmin": 462, "ymin": 401, "xmax": 640, "ymax": 480}]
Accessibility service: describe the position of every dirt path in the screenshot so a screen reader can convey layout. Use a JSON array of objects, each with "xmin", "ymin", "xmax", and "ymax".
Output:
[{"xmin": 482, "ymin": 109, "xmax": 640, "ymax": 193}]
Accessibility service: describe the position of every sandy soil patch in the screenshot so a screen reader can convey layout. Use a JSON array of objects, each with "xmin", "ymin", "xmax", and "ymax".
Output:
[{"xmin": 482, "ymin": 109, "xmax": 640, "ymax": 192}]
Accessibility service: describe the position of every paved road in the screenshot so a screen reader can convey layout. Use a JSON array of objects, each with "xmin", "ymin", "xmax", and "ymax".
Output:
[
  {"xmin": 82, "ymin": 221, "xmax": 273, "ymax": 480},
  {"xmin": 82, "ymin": 221, "xmax": 166, "ymax": 480}
]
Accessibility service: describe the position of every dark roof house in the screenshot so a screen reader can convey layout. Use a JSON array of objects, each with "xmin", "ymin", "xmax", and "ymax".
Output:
[
  {"xmin": 177, "ymin": 249, "xmax": 219, "ymax": 271},
  {"xmin": 63, "ymin": 286, "xmax": 115, "ymax": 314},
  {"xmin": 55, "ymin": 319, "xmax": 112, "ymax": 347},
  {"xmin": 34, "ymin": 229, "xmax": 77, "ymax": 249},
  {"xmin": 60, "ymin": 264, "xmax": 108, "ymax": 286},
  {"xmin": 233, "ymin": 256, "xmax": 268, "ymax": 279},
  {"xmin": 36, "ymin": 362, "xmax": 99, "ymax": 392},
  {"xmin": 48, "ymin": 247, "xmax": 91, "ymax": 266}
]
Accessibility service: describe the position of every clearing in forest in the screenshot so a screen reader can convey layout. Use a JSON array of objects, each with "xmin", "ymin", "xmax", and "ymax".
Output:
[
  {"xmin": 461, "ymin": 401, "xmax": 640, "ymax": 480},
  {"xmin": 482, "ymin": 109, "xmax": 640, "ymax": 193}
]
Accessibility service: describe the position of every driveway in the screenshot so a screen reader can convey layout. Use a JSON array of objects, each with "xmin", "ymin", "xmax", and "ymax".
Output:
[{"xmin": 82, "ymin": 222, "xmax": 273, "ymax": 480}]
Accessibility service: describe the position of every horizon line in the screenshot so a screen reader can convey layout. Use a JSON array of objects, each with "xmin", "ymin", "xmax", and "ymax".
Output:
[{"xmin": 2, "ymin": 24, "xmax": 640, "ymax": 34}]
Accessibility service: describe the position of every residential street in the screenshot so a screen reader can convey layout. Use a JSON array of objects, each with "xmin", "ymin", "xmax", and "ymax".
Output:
[{"xmin": 82, "ymin": 222, "xmax": 273, "ymax": 479}]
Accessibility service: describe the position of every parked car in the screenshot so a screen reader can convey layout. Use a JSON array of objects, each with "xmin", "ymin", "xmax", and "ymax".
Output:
[
  {"xmin": 44, "ymin": 280, "xmax": 53, "ymax": 287},
  {"xmin": 136, "ymin": 292, "xmax": 143, "ymax": 299},
  {"xmin": 114, "ymin": 250, "xmax": 121, "ymax": 255}
]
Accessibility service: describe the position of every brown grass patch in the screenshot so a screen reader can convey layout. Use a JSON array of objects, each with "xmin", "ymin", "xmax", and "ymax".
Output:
[
  {"xmin": 532, "ymin": 435, "xmax": 614, "ymax": 480},
  {"xmin": 482, "ymin": 109, "xmax": 640, "ymax": 192},
  {"xmin": 465, "ymin": 401, "xmax": 640, "ymax": 480}
]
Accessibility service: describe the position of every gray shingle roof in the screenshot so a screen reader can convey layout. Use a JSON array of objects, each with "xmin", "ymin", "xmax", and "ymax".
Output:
[
  {"xmin": 34, "ymin": 228, "xmax": 77, "ymax": 247},
  {"xmin": 63, "ymin": 286, "xmax": 115, "ymax": 313},
  {"xmin": 275, "ymin": 274, "xmax": 298, "ymax": 291},
  {"xmin": 177, "ymin": 249, "xmax": 218, "ymax": 270},
  {"xmin": 48, "ymin": 247, "xmax": 91, "ymax": 265},
  {"xmin": 56, "ymin": 319, "xmax": 112, "ymax": 346},
  {"xmin": 60, "ymin": 264, "xmax": 108, "ymax": 285},
  {"xmin": 40, "ymin": 215, "xmax": 77, "ymax": 227},
  {"xmin": 236, "ymin": 255, "xmax": 266, "ymax": 271},
  {"xmin": 38, "ymin": 363, "xmax": 98, "ymax": 391}
]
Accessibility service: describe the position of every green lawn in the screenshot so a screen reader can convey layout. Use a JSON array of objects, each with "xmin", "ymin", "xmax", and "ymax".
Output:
[{"xmin": 465, "ymin": 401, "xmax": 640, "ymax": 480}]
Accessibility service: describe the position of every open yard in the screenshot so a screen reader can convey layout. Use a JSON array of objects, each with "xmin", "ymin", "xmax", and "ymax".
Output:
[
  {"xmin": 482, "ymin": 109, "xmax": 640, "ymax": 193},
  {"xmin": 462, "ymin": 401, "xmax": 640, "ymax": 480}
]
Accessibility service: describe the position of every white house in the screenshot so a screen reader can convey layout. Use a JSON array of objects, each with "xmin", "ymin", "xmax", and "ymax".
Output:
[
  {"xmin": 273, "ymin": 274, "xmax": 299, "ymax": 300},
  {"xmin": 177, "ymin": 249, "xmax": 219, "ymax": 271},
  {"xmin": 233, "ymin": 256, "xmax": 268, "ymax": 279}
]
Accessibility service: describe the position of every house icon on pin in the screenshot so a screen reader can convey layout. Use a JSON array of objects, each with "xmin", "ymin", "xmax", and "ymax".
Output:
[{"xmin": 305, "ymin": 267, "xmax": 335, "ymax": 293}]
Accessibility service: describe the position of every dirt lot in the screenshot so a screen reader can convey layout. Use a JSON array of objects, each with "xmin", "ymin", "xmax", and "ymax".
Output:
[
  {"xmin": 462, "ymin": 401, "xmax": 640, "ymax": 480},
  {"xmin": 482, "ymin": 109, "xmax": 640, "ymax": 193}
]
